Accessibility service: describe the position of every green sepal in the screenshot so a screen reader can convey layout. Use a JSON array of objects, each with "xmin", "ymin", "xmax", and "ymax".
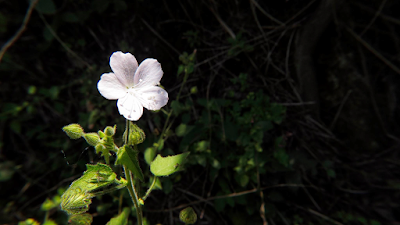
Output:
[
  {"xmin": 106, "ymin": 207, "xmax": 130, "ymax": 225},
  {"xmin": 123, "ymin": 122, "xmax": 145, "ymax": 145},
  {"xmin": 68, "ymin": 213, "xmax": 93, "ymax": 225},
  {"xmin": 61, "ymin": 163, "xmax": 127, "ymax": 215},
  {"xmin": 115, "ymin": 145, "xmax": 144, "ymax": 182},
  {"xmin": 150, "ymin": 152, "xmax": 190, "ymax": 176}
]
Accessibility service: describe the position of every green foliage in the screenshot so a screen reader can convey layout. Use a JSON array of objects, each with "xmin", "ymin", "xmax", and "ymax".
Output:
[
  {"xmin": 123, "ymin": 122, "xmax": 146, "ymax": 146},
  {"xmin": 61, "ymin": 163, "xmax": 127, "ymax": 215},
  {"xmin": 179, "ymin": 207, "xmax": 197, "ymax": 224},
  {"xmin": 68, "ymin": 214, "xmax": 93, "ymax": 225},
  {"xmin": 150, "ymin": 152, "xmax": 190, "ymax": 176},
  {"xmin": 0, "ymin": 161, "xmax": 16, "ymax": 182},
  {"xmin": 106, "ymin": 207, "xmax": 130, "ymax": 225},
  {"xmin": 115, "ymin": 145, "xmax": 144, "ymax": 182}
]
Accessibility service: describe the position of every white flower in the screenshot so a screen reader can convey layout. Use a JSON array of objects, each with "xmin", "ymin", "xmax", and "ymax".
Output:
[{"xmin": 97, "ymin": 51, "xmax": 168, "ymax": 121}]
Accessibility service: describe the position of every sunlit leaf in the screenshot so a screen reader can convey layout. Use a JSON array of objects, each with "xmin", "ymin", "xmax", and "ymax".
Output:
[{"xmin": 150, "ymin": 152, "xmax": 190, "ymax": 176}]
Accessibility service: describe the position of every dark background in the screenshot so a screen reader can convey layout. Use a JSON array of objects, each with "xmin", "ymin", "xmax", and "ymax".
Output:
[{"xmin": 1, "ymin": 0, "xmax": 400, "ymax": 224}]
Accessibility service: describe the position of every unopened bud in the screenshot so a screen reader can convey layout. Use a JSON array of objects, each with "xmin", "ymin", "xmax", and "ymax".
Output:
[
  {"xmin": 179, "ymin": 207, "xmax": 197, "ymax": 224},
  {"xmin": 84, "ymin": 133, "xmax": 101, "ymax": 146},
  {"xmin": 62, "ymin": 124, "xmax": 84, "ymax": 139},
  {"xmin": 104, "ymin": 125, "xmax": 116, "ymax": 137},
  {"xmin": 98, "ymin": 130, "xmax": 105, "ymax": 139},
  {"xmin": 124, "ymin": 122, "xmax": 145, "ymax": 145}
]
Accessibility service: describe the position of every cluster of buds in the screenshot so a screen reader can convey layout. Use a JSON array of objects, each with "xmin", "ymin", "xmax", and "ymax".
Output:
[{"xmin": 62, "ymin": 124, "xmax": 119, "ymax": 164}]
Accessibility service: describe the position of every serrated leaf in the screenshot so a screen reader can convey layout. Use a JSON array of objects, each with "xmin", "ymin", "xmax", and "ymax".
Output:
[
  {"xmin": 150, "ymin": 152, "xmax": 190, "ymax": 176},
  {"xmin": 115, "ymin": 145, "xmax": 144, "ymax": 181},
  {"xmin": 106, "ymin": 207, "xmax": 130, "ymax": 225},
  {"xmin": 61, "ymin": 163, "xmax": 127, "ymax": 215},
  {"xmin": 68, "ymin": 213, "xmax": 93, "ymax": 225}
]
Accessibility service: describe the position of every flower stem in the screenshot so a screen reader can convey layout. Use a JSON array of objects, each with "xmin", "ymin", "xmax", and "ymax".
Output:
[
  {"xmin": 123, "ymin": 165, "xmax": 143, "ymax": 225},
  {"xmin": 142, "ymin": 176, "xmax": 157, "ymax": 201},
  {"xmin": 124, "ymin": 119, "xmax": 143, "ymax": 225}
]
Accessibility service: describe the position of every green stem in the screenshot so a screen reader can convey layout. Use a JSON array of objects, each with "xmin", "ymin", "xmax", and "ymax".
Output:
[
  {"xmin": 142, "ymin": 176, "xmax": 157, "ymax": 201},
  {"xmin": 123, "ymin": 165, "xmax": 143, "ymax": 225},
  {"xmin": 160, "ymin": 72, "xmax": 189, "ymax": 141},
  {"xmin": 124, "ymin": 119, "xmax": 143, "ymax": 225}
]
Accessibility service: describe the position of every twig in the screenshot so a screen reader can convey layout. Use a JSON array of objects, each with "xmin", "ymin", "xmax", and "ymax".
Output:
[
  {"xmin": 38, "ymin": 13, "xmax": 92, "ymax": 69},
  {"xmin": 147, "ymin": 184, "xmax": 314, "ymax": 212},
  {"xmin": 329, "ymin": 90, "xmax": 353, "ymax": 130},
  {"xmin": 208, "ymin": 3, "xmax": 235, "ymax": 39},
  {"xmin": 250, "ymin": 0, "xmax": 285, "ymax": 26},
  {"xmin": 346, "ymin": 27, "xmax": 400, "ymax": 75},
  {"xmin": 141, "ymin": 18, "xmax": 180, "ymax": 55},
  {"xmin": 0, "ymin": 0, "xmax": 39, "ymax": 62},
  {"xmin": 359, "ymin": 0, "xmax": 388, "ymax": 36}
]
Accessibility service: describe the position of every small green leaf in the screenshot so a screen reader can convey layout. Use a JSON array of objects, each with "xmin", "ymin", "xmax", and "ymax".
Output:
[
  {"xmin": 175, "ymin": 124, "xmax": 187, "ymax": 137},
  {"xmin": 179, "ymin": 207, "xmax": 197, "ymax": 224},
  {"xmin": 68, "ymin": 213, "xmax": 93, "ymax": 225},
  {"xmin": 144, "ymin": 147, "xmax": 156, "ymax": 165},
  {"xmin": 42, "ymin": 220, "xmax": 57, "ymax": 225},
  {"xmin": 106, "ymin": 207, "xmax": 130, "ymax": 225},
  {"xmin": 115, "ymin": 145, "xmax": 144, "ymax": 181},
  {"xmin": 150, "ymin": 152, "xmax": 190, "ymax": 176}
]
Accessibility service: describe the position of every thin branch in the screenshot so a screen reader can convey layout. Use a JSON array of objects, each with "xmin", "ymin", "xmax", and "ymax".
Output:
[
  {"xmin": 0, "ymin": 0, "xmax": 39, "ymax": 62},
  {"xmin": 346, "ymin": 27, "xmax": 400, "ymax": 75},
  {"xmin": 141, "ymin": 18, "xmax": 180, "ymax": 55},
  {"xmin": 359, "ymin": 0, "xmax": 387, "ymax": 36},
  {"xmin": 250, "ymin": 0, "xmax": 285, "ymax": 26},
  {"xmin": 38, "ymin": 13, "xmax": 92, "ymax": 69},
  {"xmin": 147, "ymin": 184, "xmax": 315, "ymax": 212}
]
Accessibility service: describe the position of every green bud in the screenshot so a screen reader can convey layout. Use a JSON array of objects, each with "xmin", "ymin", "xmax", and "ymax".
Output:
[
  {"xmin": 62, "ymin": 124, "xmax": 84, "ymax": 139},
  {"xmin": 124, "ymin": 122, "xmax": 145, "ymax": 145},
  {"xmin": 83, "ymin": 133, "xmax": 101, "ymax": 146},
  {"xmin": 104, "ymin": 125, "xmax": 116, "ymax": 137},
  {"xmin": 95, "ymin": 144, "xmax": 106, "ymax": 154},
  {"xmin": 179, "ymin": 207, "xmax": 197, "ymax": 224},
  {"xmin": 190, "ymin": 86, "xmax": 198, "ymax": 94},
  {"xmin": 98, "ymin": 130, "xmax": 105, "ymax": 139}
]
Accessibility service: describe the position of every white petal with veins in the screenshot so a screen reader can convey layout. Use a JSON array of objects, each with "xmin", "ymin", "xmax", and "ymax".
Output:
[
  {"xmin": 134, "ymin": 59, "xmax": 163, "ymax": 88},
  {"xmin": 117, "ymin": 94, "xmax": 143, "ymax": 121},
  {"xmin": 97, "ymin": 72, "xmax": 127, "ymax": 100},
  {"xmin": 110, "ymin": 51, "xmax": 138, "ymax": 87}
]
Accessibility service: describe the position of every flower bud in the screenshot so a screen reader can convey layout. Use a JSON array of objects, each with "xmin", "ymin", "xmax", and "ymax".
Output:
[
  {"xmin": 95, "ymin": 143, "xmax": 106, "ymax": 154},
  {"xmin": 62, "ymin": 124, "xmax": 84, "ymax": 139},
  {"xmin": 84, "ymin": 133, "xmax": 101, "ymax": 146},
  {"xmin": 104, "ymin": 125, "xmax": 116, "ymax": 137},
  {"xmin": 98, "ymin": 130, "xmax": 105, "ymax": 139},
  {"xmin": 124, "ymin": 122, "xmax": 145, "ymax": 145},
  {"xmin": 179, "ymin": 207, "xmax": 197, "ymax": 224}
]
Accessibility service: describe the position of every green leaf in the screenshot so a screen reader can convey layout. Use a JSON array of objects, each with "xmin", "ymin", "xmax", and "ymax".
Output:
[
  {"xmin": 235, "ymin": 174, "xmax": 249, "ymax": 187},
  {"xmin": 68, "ymin": 213, "xmax": 93, "ymax": 225},
  {"xmin": 42, "ymin": 220, "xmax": 57, "ymax": 225},
  {"xmin": 61, "ymin": 163, "xmax": 127, "ymax": 215},
  {"xmin": 106, "ymin": 207, "xmax": 130, "ymax": 225},
  {"xmin": 175, "ymin": 124, "xmax": 187, "ymax": 137},
  {"xmin": 115, "ymin": 145, "xmax": 144, "ymax": 181},
  {"xmin": 144, "ymin": 147, "xmax": 156, "ymax": 165},
  {"xmin": 150, "ymin": 152, "xmax": 190, "ymax": 176},
  {"xmin": 35, "ymin": 0, "xmax": 56, "ymax": 14}
]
